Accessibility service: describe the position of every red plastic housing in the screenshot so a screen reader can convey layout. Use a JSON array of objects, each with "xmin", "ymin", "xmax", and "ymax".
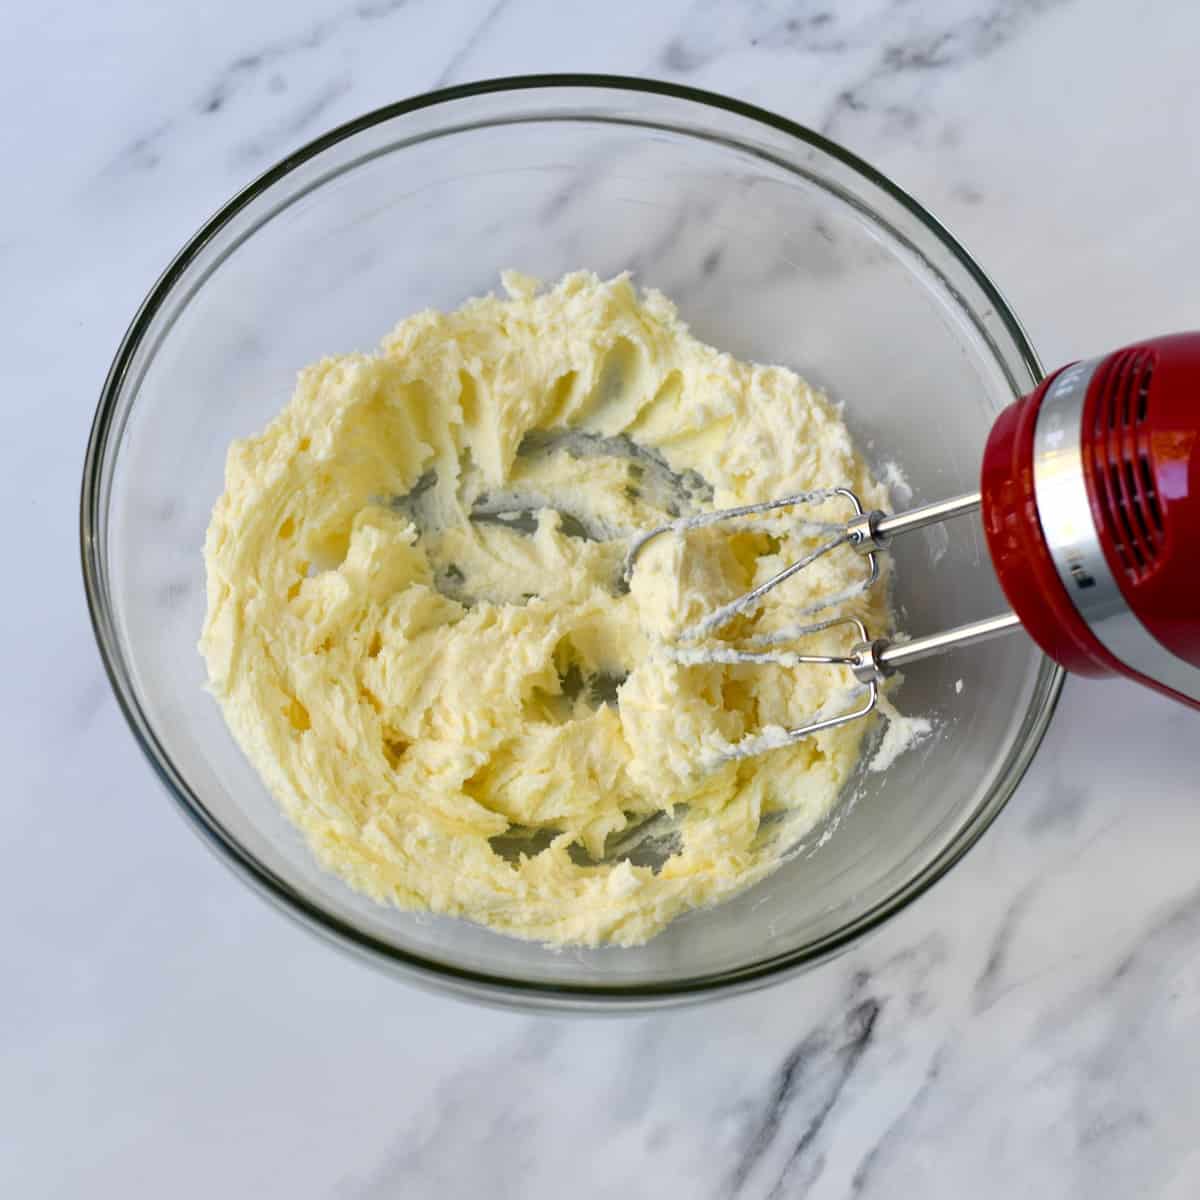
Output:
[
  {"xmin": 981, "ymin": 334, "xmax": 1200, "ymax": 708},
  {"xmin": 1082, "ymin": 334, "xmax": 1200, "ymax": 669}
]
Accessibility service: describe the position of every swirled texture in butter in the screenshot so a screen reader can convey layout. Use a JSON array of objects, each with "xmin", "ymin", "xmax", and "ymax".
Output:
[{"xmin": 200, "ymin": 272, "xmax": 891, "ymax": 945}]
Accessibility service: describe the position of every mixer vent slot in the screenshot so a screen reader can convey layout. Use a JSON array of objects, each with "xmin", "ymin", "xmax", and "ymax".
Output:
[{"xmin": 1089, "ymin": 349, "xmax": 1161, "ymax": 581}]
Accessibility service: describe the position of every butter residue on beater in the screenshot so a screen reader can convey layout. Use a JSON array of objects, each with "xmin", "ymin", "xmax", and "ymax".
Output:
[{"xmin": 200, "ymin": 270, "xmax": 894, "ymax": 946}]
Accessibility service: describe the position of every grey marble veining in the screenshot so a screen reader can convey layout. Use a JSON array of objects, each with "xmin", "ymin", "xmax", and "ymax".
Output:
[{"xmin": 5, "ymin": 0, "xmax": 1200, "ymax": 1196}]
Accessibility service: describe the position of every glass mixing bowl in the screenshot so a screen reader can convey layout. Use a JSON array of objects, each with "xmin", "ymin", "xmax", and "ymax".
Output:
[{"xmin": 81, "ymin": 76, "xmax": 1061, "ymax": 1010}]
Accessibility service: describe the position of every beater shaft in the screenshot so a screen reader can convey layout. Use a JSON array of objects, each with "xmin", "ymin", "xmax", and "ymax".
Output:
[
  {"xmin": 842, "ymin": 489, "xmax": 1021, "ymax": 681},
  {"xmin": 847, "ymin": 490, "xmax": 982, "ymax": 550},
  {"xmin": 853, "ymin": 611, "xmax": 1022, "ymax": 682}
]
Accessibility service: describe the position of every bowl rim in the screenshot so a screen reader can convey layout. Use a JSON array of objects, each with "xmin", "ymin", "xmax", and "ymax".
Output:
[{"xmin": 80, "ymin": 73, "xmax": 1063, "ymax": 1008}]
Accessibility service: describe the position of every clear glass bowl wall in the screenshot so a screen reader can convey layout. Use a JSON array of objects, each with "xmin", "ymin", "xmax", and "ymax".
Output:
[{"xmin": 82, "ymin": 79, "xmax": 1060, "ymax": 1008}]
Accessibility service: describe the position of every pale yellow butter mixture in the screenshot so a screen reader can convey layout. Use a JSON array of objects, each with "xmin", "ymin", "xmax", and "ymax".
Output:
[{"xmin": 201, "ymin": 272, "xmax": 892, "ymax": 946}]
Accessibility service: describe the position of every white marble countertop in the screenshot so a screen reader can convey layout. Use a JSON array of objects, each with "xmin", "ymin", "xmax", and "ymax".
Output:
[{"xmin": 6, "ymin": 1, "xmax": 1200, "ymax": 1195}]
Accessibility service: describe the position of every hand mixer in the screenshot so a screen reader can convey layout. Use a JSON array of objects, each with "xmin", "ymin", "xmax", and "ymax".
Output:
[{"xmin": 625, "ymin": 333, "xmax": 1200, "ymax": 750}]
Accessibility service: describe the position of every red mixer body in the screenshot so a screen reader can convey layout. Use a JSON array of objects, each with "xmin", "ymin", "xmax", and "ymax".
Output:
[{"xmin": 981, "ymin": 333, "xmax": 1200, "ymax": 710}]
